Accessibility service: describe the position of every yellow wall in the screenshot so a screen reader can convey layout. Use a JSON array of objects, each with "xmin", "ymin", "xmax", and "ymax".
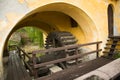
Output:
[
  {"xmin": 0, "ymin": 0, "xmax": 119, "ymax": 78},
  {"xmin": 16, "ymin": 11, "xmax": 85, "ymax": 43}
]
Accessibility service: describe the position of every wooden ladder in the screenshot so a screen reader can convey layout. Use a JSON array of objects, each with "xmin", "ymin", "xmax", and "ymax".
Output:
[{"xmin": 103, "ymin": 36, "xmax": 120, "ymax": 56}]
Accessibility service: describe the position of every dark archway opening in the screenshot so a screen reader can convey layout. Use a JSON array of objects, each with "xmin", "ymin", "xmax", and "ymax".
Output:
[{"xmin": 108, "ymin": 4, "xmax": 114, "ymax": 37}]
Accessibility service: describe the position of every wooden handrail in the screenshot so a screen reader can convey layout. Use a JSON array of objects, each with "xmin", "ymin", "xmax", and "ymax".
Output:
[
  {"xmin": 8, "ymin": 45, "xmax": 31, "ymax": 59},
  {"xmin": 33, "ymin": 49, "xmax": 102, "ymax": 68},
  {"xmin": 32, "ymin": 41, "xmax": 102, "ymax": 54},
  {"xmin": 32, "ymin": 41, "xmax": 102, "ymax": 78},
  {"xmin": 17, "ymin": 47, "xmax": 31, "ymax": 59}
]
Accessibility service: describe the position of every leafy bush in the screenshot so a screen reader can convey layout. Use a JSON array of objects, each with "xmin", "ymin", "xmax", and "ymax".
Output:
[{"xmin": 113, "ymin": 51, "xmax": 120, "ymax": 59}]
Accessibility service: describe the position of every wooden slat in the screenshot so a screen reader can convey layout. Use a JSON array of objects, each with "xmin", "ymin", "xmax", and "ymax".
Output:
[
  {"xmin": 7, "ymin": 54, "xmax": 13, "ymax": 80},
  {"xmin": 7, "ymin": 52, "xmax": 31, "ymax": 80},
  {"xmin": 12, "ymin": 53, "xmax": 18, "ymax": 80},
  {"xmin": 14, "ymin": 53, "xmax": 24, "ymax": 80},
  {"xmin": 16, "ymin": 53, "xmax": 31, "ymax": 80}
]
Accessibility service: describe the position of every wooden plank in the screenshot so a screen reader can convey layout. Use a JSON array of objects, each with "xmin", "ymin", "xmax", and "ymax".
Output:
[
  {"xmin": 13, "ymin": 53, "xmax": 24, "ymax": 80},
  {"xmin": 7, "ymin": 53, "xmax": 31, "ymax": 80},
  {"xmin": 12, "ymin": 53, "xmax": 19, "ymax": 80},
  {"xmin": 36, "ymin": 57, "xmax": 113, "ymax": 80},
  {"xmin": 7, "ymin": 54, "xmax": 13, "ymax": 80},
  {"xmin": 16, "ymin": 53, "xmax": 31, "ymax": 80}
]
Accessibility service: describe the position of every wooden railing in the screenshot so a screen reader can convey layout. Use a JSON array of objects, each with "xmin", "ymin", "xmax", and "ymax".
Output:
[
  {"xmin": 8, "ymin": 41, "xmax": 102, "ymax": 79},
  {"xmin": 7, "ymin": 45, "xmax": 32, "ymax": 80},
  {"xmin": 16, "ymin": 46, "xmax": 33, "ymax": 74},
  {"xmin": 32, "ymin": 41, "xmax": 102, "ymax": 78},
  {"xmin": 8, "ymin": 45, "xmax": 33, "ymax": 74}
]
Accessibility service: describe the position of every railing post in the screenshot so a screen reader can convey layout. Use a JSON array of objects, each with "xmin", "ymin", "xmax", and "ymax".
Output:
[
  {"xmin": 16, "ymin": 46, "xmax": 21, "ymax": 58},
  {"xmin": 96, "ymin": 43, "xmax": 99, "ymax": 58},
  {"xmin": 75, "ymin": 47, "xmax": 79, "ymax": 64},
  {"xmin": 32, "ymin": 53, "xmax": 38, "ymax": 78}
]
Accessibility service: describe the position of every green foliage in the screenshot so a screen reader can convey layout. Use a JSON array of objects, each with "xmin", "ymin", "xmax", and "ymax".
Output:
[
  {"xmin": 24, "ymin": 27, "xmax": 35, "ymax": 42},
  {"xmin": 113, "ymin": 51, "xmax": 120, "ymax": 59},
  {"xmin": 8, "ymin": 26, "xmax": 44, "ymax": 48},
  {"xmin": 24, "ymin": 27, "xmax": 44, "ymax": 47},
  {"xmin": 8, "ymin": 40, "xmax": 20, "ymax": 46}
]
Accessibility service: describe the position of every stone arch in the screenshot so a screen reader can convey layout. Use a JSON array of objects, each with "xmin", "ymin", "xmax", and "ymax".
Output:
[
  {"xmin": 14, "ymin": 2, "xmax": 98, "ymax": 43},
  {"xmin": 2, "ymin": 2, "xmax": 98, "ymax": 78}
]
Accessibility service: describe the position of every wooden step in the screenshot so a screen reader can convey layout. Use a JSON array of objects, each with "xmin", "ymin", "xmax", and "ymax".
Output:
[
  {"xmin": 104, "ymin": 47, "xmax": 120, "ymax": 51},
  {"xmin": 103, "ymin": 51, "xmax": 117, "ymax": 55},
  {"xmin": 107, "ymin": 39, "xmax": 120, "ymax": 42},
  {"xmin": 109, "ymin": 36, "xmax": 120, "ymax": 39},
  {"xmin": 106, "ymin": 43, "xmax": 120, "ymax": 46},
  {"xmin": 103, "ymin": 51, "xmax": 109, "ymax": 54}
]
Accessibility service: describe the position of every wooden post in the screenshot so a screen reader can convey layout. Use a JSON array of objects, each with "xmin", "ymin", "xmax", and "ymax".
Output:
[
  {"xmin": 75, "ymin": 47, "xmax": 79, "ymax": 64},
  {"xmin": 96, "ymin": 43, "xmax": 99, "ymax": 58},
  {"xmin": 32, "ymin": 54, "xmax": 38, "ymax": 78}
]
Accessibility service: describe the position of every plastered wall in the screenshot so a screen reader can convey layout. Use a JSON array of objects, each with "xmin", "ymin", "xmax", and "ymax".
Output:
[{"xmin": 0, "ymin": 0, "xmax": 119, "ymax": 79}]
